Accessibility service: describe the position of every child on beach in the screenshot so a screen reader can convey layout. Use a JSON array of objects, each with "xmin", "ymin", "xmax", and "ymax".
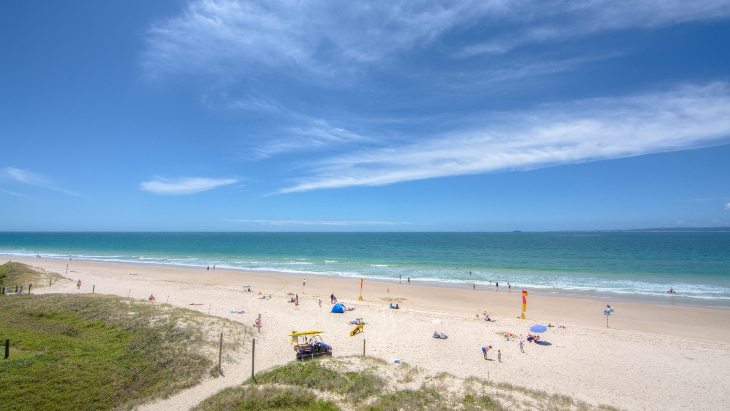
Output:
[
  {"xmin": 498, "ymin": 350, "xmax": 502, "ymax": 362},
  {"xmin": 519, "ymin": 339, "xmax": 525, "ymax": 353},
  {"xmin": 77, "ymin": 279, "xmax": 81, "ymax": 289}
]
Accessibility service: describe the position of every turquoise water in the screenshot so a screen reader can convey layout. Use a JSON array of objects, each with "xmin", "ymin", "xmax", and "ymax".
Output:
[{"xmin": 1, "ymin": 232, "xmax": 729, "ymax": 307}]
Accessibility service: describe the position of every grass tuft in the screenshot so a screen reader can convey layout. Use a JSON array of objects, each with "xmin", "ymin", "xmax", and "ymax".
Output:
[
  {"xmin": 191, "ymin": 385, "xmax": 340, "ymax": 411},
  {"xmin": 364, "ymin": 386, "xmax": 448, "ymax": 411},
  {"xmin": 254, "ymin": 360, "xmax": 386, "ymax": 403}
]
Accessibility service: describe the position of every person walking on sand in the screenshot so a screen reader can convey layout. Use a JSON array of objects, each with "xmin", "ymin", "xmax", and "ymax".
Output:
[
  {"xmin": 498, "ymin": 350, "xmax": 502, "ymax": 362},
  {"xmin": 77, "ymin": 279, "xmax": 81, "ymax": 289},
  {"xmin": 303, "ymin": 279, "xmax": 306, "ymax": 287},
  {"xmin": 319, "ymin": 299, "xmax": 322, "ymax": 307},
  {"xmin": 519, "ymin": 339, "xmax": 525, "ymax": 353}
]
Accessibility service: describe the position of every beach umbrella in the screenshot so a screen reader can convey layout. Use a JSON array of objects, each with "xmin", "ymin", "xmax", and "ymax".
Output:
[{"xmin": 529, "ymin": 324, "xmax": 547, "ymax": 333}]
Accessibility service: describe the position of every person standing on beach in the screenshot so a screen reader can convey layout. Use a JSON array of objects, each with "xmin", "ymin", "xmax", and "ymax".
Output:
[
  {"xmin": 207, "ymin": 266, "xmax": 209, "ymax": 270},
  {"xmin": 498, "ymin": 350, "xmax": 502, "ymax": 362},
  {"xmin": 408, "ymin": 277, "xmax": 410, "ymax": 284},
  {"xmin": 303, "ymin": 279, "xmax": 306, "ymax": 287},
  {"xmin": 519, "ymin": 339, "xmax": 525, "ymax": 353},
  {"xmin": 482, "ymin": 345, "xmax": 491, "ymax": 360},
  {"xmin": 330, "ymin": 293, "xmax": 334, "ymax": 304},
  {"xmin": 495, "ymin": 282, "xmax": 499, "ymax": 291},
  {"xmin": 77, "ymin": 279, "xmax": 81, "ymax": 289}
]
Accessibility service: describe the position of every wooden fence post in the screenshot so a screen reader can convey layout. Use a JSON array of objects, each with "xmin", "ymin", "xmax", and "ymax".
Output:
[
  {"xmin": 218, "ymin": 332, "xmax": 224, "ymax": 376},
  {"xmin": 251, "ymin": 338, "xmax": 256, "ymax": 382},
  {"xmin": 363, "ymin": 339, "xmax": 366, "ymax": 357},
  {"xmin": 28, "ymin": 284, "xmax": 32, "ymax": 295},
  {"xmin": 93, "ymin": 285, "xmax": 95, "ymax": 294},
  {"xmin": 4, "ymin": 339, "xmax": 9, "ymax": 359}
]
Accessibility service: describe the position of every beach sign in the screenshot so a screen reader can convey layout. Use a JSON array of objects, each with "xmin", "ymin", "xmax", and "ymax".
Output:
[{"xmin": 604, "ymin": 304, "xmax": 614, "ymax": 327}]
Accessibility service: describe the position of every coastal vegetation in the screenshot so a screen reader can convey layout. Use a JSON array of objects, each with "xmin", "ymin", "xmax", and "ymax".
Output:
[
  {"xmin": 0, "ymin": 261, "xmax": 66, "ymax": 291},
  {"xmin": 0, "ymin": 294, "xmax": 249, "ymax": 411},
  {"xmin": 193, "ymin": 358, "xmax": 620, "ymax": 411}
]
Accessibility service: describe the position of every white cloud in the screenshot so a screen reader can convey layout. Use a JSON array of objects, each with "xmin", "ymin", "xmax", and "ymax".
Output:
[
  {"xmin": 143, "ymin": 0, "xmax": 730, "ymax": 78},
  {"xmin": 232, "ymin": 219, "xmax": 411, "ymax": 226},
  {"xmin": 3, "ymin": 167, "xmax": 80, "ymax": 197},
  {"xmin": 142, "ymin": 0, "xmax": 471, "ymax": 80},
  {"xmin": 457, "ymin": 0, "xmax": 730, "ymax": 57},
  {"xmin": 140, "ymin": 177, "xmax": 238, "ymax": 195},
  {"xmin": 277, "ymin": 82, "xmax": 730, "ymax": 193},
  {"xmin": 0, "ymin": 188, "xmax": 33, "ymax": 199},
  {"xmin": 725, "ymin": 203, "xmax": 730, "ymax": 210}
]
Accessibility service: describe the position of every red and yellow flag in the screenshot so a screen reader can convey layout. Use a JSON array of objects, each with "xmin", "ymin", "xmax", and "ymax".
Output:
[{"xmin": 522, "ymin": 290, "xmax": 528, "ymax": 312}]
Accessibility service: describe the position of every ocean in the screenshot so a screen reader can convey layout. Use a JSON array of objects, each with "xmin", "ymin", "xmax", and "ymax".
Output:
[{"xmin": 1, "ymin": 232, "xmax": 729, "ymax": 308}]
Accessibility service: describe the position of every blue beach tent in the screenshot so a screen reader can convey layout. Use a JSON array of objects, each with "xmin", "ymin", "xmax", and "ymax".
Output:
[{"xmin": 331, "ymin": 303, "xmax": 345, "ymax": 313}]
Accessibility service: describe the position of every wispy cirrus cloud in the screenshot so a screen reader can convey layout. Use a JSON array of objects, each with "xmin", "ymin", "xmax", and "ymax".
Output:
[
  {"xmin": 141, "ymin": 177, "xmax": 238, "ymax": 195},
  {"xmin": 3, "ymin": 167, "xmax": 80, "ymax": 197},
  {"xmin": 143, "ymin": 0, "xmax": 730, "ymax": 78},
  {"xmin": 231, "ymin": 219, "xmax": 412, "ymax": 226},
  {"xmin": 277, "ymin": 82, "xmax": 730, "ymax": 193},
  {"xmin": 725, "ymin": 203, "xmax": 730, "ymax": 210},
  {"xmin": 0, "ymin": 188, "xmax": 33, "ymax": 199},
  {"xmin": 455, "ymin": 0, "xmax": 730, "ymax": 57}
]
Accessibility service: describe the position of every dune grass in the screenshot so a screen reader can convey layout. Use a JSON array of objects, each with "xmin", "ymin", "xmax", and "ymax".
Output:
[
  {"xmin": 0, "ymin": 294, "xmax": 245, "ymax": 411},
  {"xmin": 254, "ymin": 360, "xmax": 386, "ymax": 402},
  {"xmin": 191, "ymin": 386, "xmax": 340, "ymax": 411},
  {"xmin": 0, "ymin": 261, "xmax": 65, "ymax": 291}
]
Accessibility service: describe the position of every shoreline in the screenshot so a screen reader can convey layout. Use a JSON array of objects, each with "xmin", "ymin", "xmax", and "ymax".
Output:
[
  {"xmin": 9, "ymin": 256, "xmax": 730, "ymax": 410},
  {"xmin": 6, "ymin": 252, "xmax": 728, "ymax": 311}
]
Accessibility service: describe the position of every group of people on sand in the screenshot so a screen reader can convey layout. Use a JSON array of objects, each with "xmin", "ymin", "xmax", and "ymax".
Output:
[
  {"xmin": 389, "ymin": 303, "xmax": 400, "ymax": 309},
  {"xmin": 476, "ymin": 311, "xmax": 492, "ymax": 321}
]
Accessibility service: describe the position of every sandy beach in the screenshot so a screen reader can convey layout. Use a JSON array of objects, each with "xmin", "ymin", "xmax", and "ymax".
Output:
[{"xmin": 12, "ymin": 256, "xmax": 730, "ymax": 411}]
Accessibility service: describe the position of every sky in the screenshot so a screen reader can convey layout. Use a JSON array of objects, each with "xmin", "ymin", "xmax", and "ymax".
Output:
[{"xmin": 1, "ymin": 0, "xmax": 730, "ymax": 232}]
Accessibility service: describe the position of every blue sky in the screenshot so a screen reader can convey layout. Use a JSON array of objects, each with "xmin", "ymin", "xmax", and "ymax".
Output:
[{"xmin": 1, "ymin": 0, "xmax": 730, "ymax": 231}]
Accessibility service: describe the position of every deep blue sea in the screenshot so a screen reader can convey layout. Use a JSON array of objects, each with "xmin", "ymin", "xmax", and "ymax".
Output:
[{"xmin": 1, "ymin": 232, "xmax": 729, "ymax": 307}]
